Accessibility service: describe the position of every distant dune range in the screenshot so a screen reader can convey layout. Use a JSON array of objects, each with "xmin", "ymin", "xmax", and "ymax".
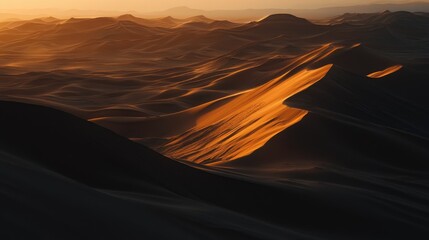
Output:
[
  {"xmin": 2, "ymin": 2, "xmax": 429, "ymax": 21},
  {"xmin": 1, "ymin": 10, "xmax": 429, "ymax": 239}
]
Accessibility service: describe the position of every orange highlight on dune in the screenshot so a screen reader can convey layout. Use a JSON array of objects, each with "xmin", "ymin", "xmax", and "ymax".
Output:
[
  {"xmin": 162, "ymin": 64, "xmax": 333, "ymax": 164},
  {"xmin": 367, "ymin": 65, "xmax": 403, "ymax": 78}
]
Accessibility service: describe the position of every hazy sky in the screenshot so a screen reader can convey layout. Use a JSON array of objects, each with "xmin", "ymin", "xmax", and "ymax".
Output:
[{"xmin": 0, "ymin": 0, "xmax": 417, "ymax": 11}]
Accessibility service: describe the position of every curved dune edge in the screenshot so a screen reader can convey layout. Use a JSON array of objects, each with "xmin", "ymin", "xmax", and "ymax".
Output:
[
  {"xmin": 367, "ymin": 65, "xmax": 403, "ymax": 78},
  {"xmin": 162, "ymin": 64, "xmax": 333, "ymax": 165}
]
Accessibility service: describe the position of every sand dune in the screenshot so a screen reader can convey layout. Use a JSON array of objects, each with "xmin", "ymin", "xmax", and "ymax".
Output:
[
  {"xmin": 2, "ymin": 99, "xmax": 429, "ymax": 239},
  {"xmin": 0, "ymin": 11, "xmax": 429, "ymax": 239},
  {"xmin": 161, "ymin": 45, "xmax": 337, "ymax": 164},
  {"xmin": 178, "ymin": 20, "xmax": 240, "ymax": 30}
]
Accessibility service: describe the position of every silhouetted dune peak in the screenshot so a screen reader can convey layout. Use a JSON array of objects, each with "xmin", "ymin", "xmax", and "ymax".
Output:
[
  {"xmin": 179, "ymin": 19, "xmax": 238, "ymax": 30},
  {"xmin": 61, "ymin": 16, "xmax": 118, "ymax": 29},
  {"xmin": 63, "ymin": 17, "xmax": 83, "ymax": 24},
  {"xmin": 117, "ymin": 14, "xmax": 139, "ymax": 21},
  {"xmin": 239, "ymin": 13, "xmax": 321, "ymax": 36},
  {"xmin": 376, "ymin": 10, "xmax": 427, "ymax": 24},
  {"xmin": 39, "ymin": 16, "xmax": 59, "ymax": 22},
  {"xmin": 186, "ymin": 15, "xmax": 213, "ymax": 23},
  {"xmin": 259, "ymin": 14, "xmax": 311, "ymax": 25},
  {"xmin": 161, "ymin": 16, "xmax": 176, "ymax": 21}
]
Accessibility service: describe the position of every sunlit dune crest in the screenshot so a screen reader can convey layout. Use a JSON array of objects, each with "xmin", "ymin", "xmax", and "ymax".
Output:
[
  {"xmin": 367, "ymin": 65, "xmax": 403, "ymax": 78},
  {"xmin": 162, "ymin": 62, "xmax": 333, "ymax": 164}
]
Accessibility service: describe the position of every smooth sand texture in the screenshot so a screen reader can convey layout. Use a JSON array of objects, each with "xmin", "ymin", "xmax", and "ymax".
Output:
[{"xmin": 0, "ymin": 11, "xmax": 429, "ymax": 239}]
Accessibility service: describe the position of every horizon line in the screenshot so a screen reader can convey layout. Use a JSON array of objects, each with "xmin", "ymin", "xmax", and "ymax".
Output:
[{"xmin": 0, "ymin": 1, "xmax": 427, "ymax": 13}]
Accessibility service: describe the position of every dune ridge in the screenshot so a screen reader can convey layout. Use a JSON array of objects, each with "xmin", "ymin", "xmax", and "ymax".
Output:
[{"xmin": 161, "ymin": 44, "xmax": 337, "ymax": 163}]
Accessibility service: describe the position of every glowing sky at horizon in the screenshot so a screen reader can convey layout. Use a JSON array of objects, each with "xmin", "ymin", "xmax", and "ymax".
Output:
[{"xmin": 0, "ymin": 0, "xmax": 417, "ymax": 11}]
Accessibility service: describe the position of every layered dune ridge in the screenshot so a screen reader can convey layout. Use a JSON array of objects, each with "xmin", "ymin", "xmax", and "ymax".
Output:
[
  {"xmin": 162, "ymin": 45, "xmax": 337, "ymax": 163},
  {"xmin": 1, "ymin": 10, "xmax": 429, "ymax": 239}
]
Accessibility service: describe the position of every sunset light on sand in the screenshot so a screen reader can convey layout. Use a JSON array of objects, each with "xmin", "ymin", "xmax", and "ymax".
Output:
[{"xmin": 1, "ymin": 1, "xmax": 429, "ymax": 239}]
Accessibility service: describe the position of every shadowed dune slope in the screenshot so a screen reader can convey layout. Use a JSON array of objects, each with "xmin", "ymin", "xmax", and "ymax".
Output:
[
  {"xmin": 283, "ymin": 66, "xmax": 429, "ymax": 137},
  {"xmin": 1, "ymin": 101, "xmax": 429, "ymax": 239}
]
